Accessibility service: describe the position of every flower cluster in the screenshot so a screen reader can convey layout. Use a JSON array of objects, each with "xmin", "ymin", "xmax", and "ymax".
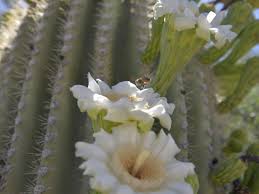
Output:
[
  {"xmin": 71, "ymin": 73, "xmax": 175, "ymax": 132},
  {"xmin": 71, "ymin": 74, "xmax": 197, "ymax": 194},
  {"xmin": 154, "ymin": 0, "xmax": 237, "ymax": 48}
]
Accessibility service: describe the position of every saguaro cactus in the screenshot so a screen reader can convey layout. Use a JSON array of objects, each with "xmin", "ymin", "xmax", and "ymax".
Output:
[{"xmin": 0, "ymin": 0, "xmax": 258, "ymax": 194}]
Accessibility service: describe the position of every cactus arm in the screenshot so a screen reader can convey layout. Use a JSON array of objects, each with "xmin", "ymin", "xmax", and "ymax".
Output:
[
  {"xmin": 167, "ymin": 74, "xmax": 189, "ymax": 161},
  {"xmin": 183, "ymin": 61, "xmax": 215, "ymax": 194},
  {"xmin": 0, "ymin": 1, "xmax": 63, "ymax": 193},
  {"xmin": 198, "ymin": 2, "xmax": 254, "ymax": 65},
  {"xmin": 213, "ymin": 21, "xmax": 259, "ymax": 76},
  {"xmin": 33, "ymin": 1, "xmax": 93, "ymax": 193},
  {"xmin": 91, "ymin": 0, "xmax": 122, "ymax": 83},
  {"xmin": 217, "ymin": 57, "xmax": 259, "ymax": 113}
]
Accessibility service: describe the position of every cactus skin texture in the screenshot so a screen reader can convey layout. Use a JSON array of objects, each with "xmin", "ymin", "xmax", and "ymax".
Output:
[
  {"xmin": 0, "ymin": 1, "xmax": 258, "ymax": 194},
  {"xmin": 183, "ymin": 62, "xmax": 214, "ymax": 194},
  {"xmin": 0, "ymin": 1, "xmax": 63, "ymax": 193},
  {"xmin": 167, "ymin": 74, "xmax": 189, "ymax": 161}
]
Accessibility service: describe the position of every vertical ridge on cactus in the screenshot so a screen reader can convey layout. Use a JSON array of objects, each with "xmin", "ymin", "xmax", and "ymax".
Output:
[
  {"xmin": 128, "ymin": 0, "xmax": 155, "ymax": 77},
  {"xmin": 167, "ymin": 73, "xmax": 189, "ymax": 161},
  {"xmin": 32, "ymin": 0, "xmax": 93, "ymax": 193},
  {"xmin": 183, "ymin": 61, "xmax": 215, "ymax": 194},
  {"xmin": 91, "ymin": 0, "xmax": 122, "ymax": 83},
  {"xmin": 0, "ymin": 1, "xmax": 63, "ymax": 193},
  {"xmin": 0, "ymin": 1, "xmax": 45, "ymax": 162}
]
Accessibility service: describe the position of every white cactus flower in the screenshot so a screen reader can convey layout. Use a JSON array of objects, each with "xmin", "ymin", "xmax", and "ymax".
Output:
[
  {"xmin": 70, "ymin": 73, "xmax": 175, "ymax": 131},
  {"xmin": 76, "ymin": 124, "xmax": 195, "ymax": 194},
  {"xmin": 153, "ymin": 0, "xmax": 237, "ymax": 48}
]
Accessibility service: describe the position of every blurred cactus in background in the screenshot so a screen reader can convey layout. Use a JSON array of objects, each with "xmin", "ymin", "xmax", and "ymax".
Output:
[{"xmin": 0, "ymin": 0, "xmax": 259, "ymax": 194}]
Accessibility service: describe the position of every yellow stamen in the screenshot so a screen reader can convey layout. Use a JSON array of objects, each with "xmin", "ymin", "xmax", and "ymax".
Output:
[{"xmin": 131, "ymin": 149, "xmax": 150, "ymax": 176}]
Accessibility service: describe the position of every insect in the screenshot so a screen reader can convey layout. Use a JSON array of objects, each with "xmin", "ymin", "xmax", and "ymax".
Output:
[{"xmin": 135, "ymin": 75, "xmax": 151, "ymax": 89}]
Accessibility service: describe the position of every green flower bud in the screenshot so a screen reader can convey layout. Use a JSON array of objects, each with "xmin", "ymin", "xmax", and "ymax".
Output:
[
  {"xmin": 212, "ymin": 156, "xmax": 247, "ymax": 186},
  {"xmin": 242, "ymin": 143, "xmax": 259, "ymax": 194},
  {"xmin": 217, "ymin": 57, "xmax": 259, "ymax": 113},
  {"xmin": 185, "ymin": 174, "xmax": 200, "ymax": 194},
  {"xmin": 223, "ymin": 129, "xmax": 249, "ymax": 155}
]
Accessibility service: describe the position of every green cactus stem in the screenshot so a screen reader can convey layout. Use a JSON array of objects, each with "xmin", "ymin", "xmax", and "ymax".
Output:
[
  {"xmin": 0, "ymin": 1, "xmax": 46, "ymax": 162},
  {"xmin": 217, "ymin": 57, "xmax": 259, "ymax": 113},
  {"xmin": 183, "ymin": 62, "xmax": 214, "ymax": 194},
  {"xmin": 152, "ymin": 15, "xmax": 206, "ymax": 96},
  {"xmin": 0, "ymin": 1, "xmax": 63, "ymax": 193},
  {"xmin": 91, "ymin": 0, "xmax": 122, "ymax": 83},
  {"xmin": 198, "ymin": 2, "xmax": 253, "ymax": 65},
  {"xmin": 128, "ymin": 0, "xmax": 154, "ymax": 77},
  {"xmin": 33, "ymin": 1, "xmax": 93, "ymax": 193},
  {"xmin": 213, "ymin": 21, "xmax": 259, "ymax": 76},
  {"xmin": 167, "ymin": 74, "xmax": 189, "ymax": 161}
]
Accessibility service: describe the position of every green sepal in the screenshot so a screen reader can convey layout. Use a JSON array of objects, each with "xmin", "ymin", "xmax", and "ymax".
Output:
[
  {"xmin": 151, "ymin": 15, "xmax": 206, "ymax": 95},
  {"xmin": 223, "ymin": 129, "xmax": 249, "ymax": 155},
  {"xmin": 211, "ymin": 155, "xmax": 247, "ymax": 186},
  {"xmin": 185, "ymin": 174, "xmax": 200, "ymax": 194},
  {"xmin": 199, "ymin": 3, "xmax": 215, "ymax": 13},
  {"xmin": 141, "ymin": 16, "xmax": 164, "ymax": 65},
  {"xmin": 91, "ymin": 110, "xmax": 121, "ymax": 133}
]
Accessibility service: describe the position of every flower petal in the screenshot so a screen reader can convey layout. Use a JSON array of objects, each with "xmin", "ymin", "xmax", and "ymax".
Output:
[
  {"xmin": 175, "ymin": 16, "xmax": 196, "ymax": 31},
  {"xmin": 113, "ymin": 185, "xmax": 135, "ymax": 194},
  {"xmin": 93, "ymin": 129, "xmax": 116, "ymax": 153},
  {"xmin": 145, "ymin": 105, "xmax": 172, "ymax": 129},
  {"xmin": 88, "ymin": 73, "xmax": 101, "ymax": 94},
  {"xmin": 70, "ymin": 85, "xmax": 93, "ymax": 99},
  {"xmin": 151, "ymin": 130, "xmax": 168, "ymax": 156},
  {"xmin": 167, "ymin": 182, "xmax": 194, "ymax": 194},
  {"xmin": 90, "ymin": 174, "xmax": 118, "ymax": 192},
  {"xmin": 113, "ymin": 123, "xmax": 140, "ymax": 145},
  {"xmin": 158, "ymin": 134, "xmax": 181, "ymax": 163},
  {"xmin": 112, "ymin": 81, "xmax": 139, "ymax": 96},
  {"xmin": 96, "ymin": 79, "xmax": 112, "ymax": 94},
  {"xmin": 80, "ymin": 158, "xmax": 109, "ymax": 176},
  {"xmin": 196, "ymin": 14, "xmax": 211, "ymax": 41},
  {"xmin": 166, "ymin": 160, "xmax": 195, "ymax": 182},
  {"xmin": 75, "ymin": 142, "xmax": 107, "ymax": 161},
  {"xmin": 141, "ymin": 130, "xmax": 157, "ymax": 150}
]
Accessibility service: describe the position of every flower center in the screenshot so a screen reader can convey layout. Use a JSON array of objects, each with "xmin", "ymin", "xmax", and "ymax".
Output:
[
  {"xmin": 105, "ymin": 93, "xmax": 143, "ymax": 103},
  {"xmin": 111, "ymin": 144, "xmax": 166, "ymax": 192}
]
